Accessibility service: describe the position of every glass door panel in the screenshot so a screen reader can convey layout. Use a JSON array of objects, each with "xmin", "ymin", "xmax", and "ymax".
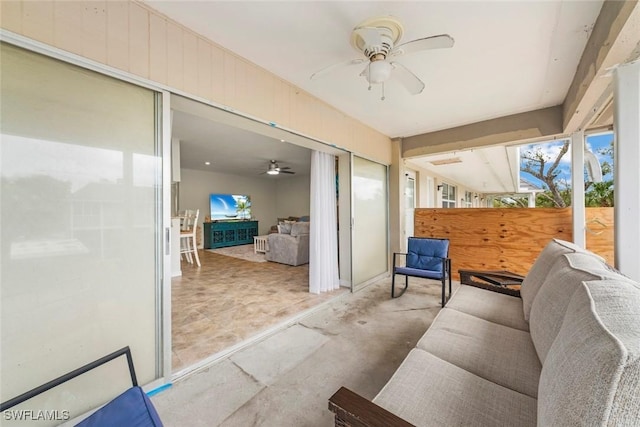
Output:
[
  {"xmin": 352, "ymin": 156, "xmax": 388, "ymax": 286},
  {"xmin": 0, "ymin": 43, "xmax": 160, "ymax": 421}
]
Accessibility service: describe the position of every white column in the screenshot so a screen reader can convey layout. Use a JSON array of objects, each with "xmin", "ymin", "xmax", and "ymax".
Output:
[
  {"xmin": 571, "ymin": 131, "xmax": 586, "ymax": 248},
  {"xmin": 171, "ymin": 137, "xmax": 181, "ymax": 182},
  {"xmin": 528, "ymin": 192, "xmax": 536, "ymax": 208},
  {"xmin": 614, "ymin": 60, "xmax": 640, "ymax": 281}
]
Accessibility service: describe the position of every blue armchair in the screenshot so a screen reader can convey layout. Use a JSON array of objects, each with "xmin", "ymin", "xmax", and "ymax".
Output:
[{"xmin": 391, "ymin": 237, "xmax": 452, "ymax": 306}]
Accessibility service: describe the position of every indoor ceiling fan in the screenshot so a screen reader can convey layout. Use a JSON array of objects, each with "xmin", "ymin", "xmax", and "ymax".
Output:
[
  {"xmin": 264, "ymin": 160, "xmax": 295, "ymax": 175},
  {"xmin": 310, "ymin": 16, "xmax": 454, "ymax": 100}
]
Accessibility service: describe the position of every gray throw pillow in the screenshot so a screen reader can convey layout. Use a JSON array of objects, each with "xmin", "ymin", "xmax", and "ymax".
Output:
[{"xmin": 278, "ymin": 223, "xmax": 292, "ymax": 234}]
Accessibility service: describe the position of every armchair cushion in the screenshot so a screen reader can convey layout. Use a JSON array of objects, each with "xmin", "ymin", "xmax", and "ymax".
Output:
[
  {"xmin": 75, "ymin": 386, "xmax": 163, "ymax": 427},
  {"xmin": 406, "ymin": 237, "xmax": 449, "ymax": 274},
  {"xmin": 290, "ymin": 222, "xmax": 310, "ymax": 237},
  {"xmin": 394, "ymin": 267, "xmax": 444, "ymax": 280}
]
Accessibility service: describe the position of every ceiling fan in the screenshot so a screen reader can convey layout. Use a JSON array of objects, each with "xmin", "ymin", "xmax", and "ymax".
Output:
[
  {"xmin": 265, "ymin": 160, "xmax": 295, "ymax": 175},
  {"xmin": 310, "ymin": 16, "xmax": 454, "ymax": 100}
]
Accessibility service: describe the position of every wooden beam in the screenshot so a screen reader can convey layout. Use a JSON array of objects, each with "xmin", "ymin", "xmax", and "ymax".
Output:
[
  {"xmin": 402, "ymin": 106, "xmax": 563, "ymax": 158},
  {"xmin": 563, "ymin": 0, "xmax": 640, "ymax": 133}
]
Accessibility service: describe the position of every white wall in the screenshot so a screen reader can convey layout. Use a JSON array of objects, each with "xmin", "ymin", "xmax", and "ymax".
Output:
[
  {"xmin": 411, "ymin": 165, "xmax": 488, "ymax": 208},
  {"xmin": 179, "ymin": 169, "xmax": 310, "ymax": 238},
  {"xmin": 179, "ymin": 168, "xmax": 278, "ymax": 236},
  {"xmin": 275, "ymin": 175, "xmax": 311, "ymax": 219}
]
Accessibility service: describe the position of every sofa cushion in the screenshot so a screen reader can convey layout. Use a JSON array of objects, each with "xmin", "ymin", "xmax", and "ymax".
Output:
[
  {"xmin": 529, "ymin": 252, "xmax": 631, "ymax": 363},
  {"xmin": 445, "ymin": 285, "xmax": 529, "ymax": 331},
  {"xmin": 538, "ymin": 279, "xmax": 640, "ymax": 426},
  {"xmin": 520, "ymin": 239, "xmax": 603, "ymax": 322},
  {"xmin": 373, "ymin": 349, "xmax": 537, "ymax": 427},
  {"xmin": 290, "ymin": 221, "xmax": 310, "ymax": 237},
  {"xmin": 417, "ymin": 308, "xmax": 541, "ymax": 398}
]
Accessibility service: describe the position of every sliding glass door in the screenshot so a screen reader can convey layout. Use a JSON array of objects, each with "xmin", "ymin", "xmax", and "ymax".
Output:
[
  {"xmin": 0, "ymin": 43, "xmax": 162, "ymax": 420},
  {"xmin": 352, "ymin": 156, "xmax": 389, "ymax": 287}
]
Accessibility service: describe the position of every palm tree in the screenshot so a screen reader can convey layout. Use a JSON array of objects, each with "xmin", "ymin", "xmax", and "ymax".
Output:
[{"xmin": 236, "ymin": 197, "xmax": 251, "ymax": 219}]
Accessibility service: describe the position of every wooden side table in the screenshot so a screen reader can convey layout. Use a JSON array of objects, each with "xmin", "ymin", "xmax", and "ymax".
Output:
[{"xmin": 253, "ymin": 235, "xmax": 269, "ymax": 254}]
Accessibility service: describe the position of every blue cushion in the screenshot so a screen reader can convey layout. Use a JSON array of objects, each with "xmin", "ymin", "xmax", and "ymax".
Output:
[
  {"xmin": 394, "ymin": 266, "xmax": 444, "ymax": 280},
  {"xmin": 76, "ymin": 386, "xmax": 163, "ymax": 427},
  {"xmin": 406, "ymin": 238, "xmax": 449, "ymax": 273}
]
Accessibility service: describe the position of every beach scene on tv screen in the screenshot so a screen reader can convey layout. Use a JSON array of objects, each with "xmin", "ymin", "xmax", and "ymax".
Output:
[{"xmin": 210, "ymin": 194, "xmax": 251, "ymax": 220}]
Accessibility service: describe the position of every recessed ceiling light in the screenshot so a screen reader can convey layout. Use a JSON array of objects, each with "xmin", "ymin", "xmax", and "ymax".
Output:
[
  {"xmin": 430, "ymin": 157, "xmax": 462, "ymax": 166},
  {"xmin": 280, "ymin": 139, "xmax": 285, "ymax": 142},
  {"xmin": 205, "ymin": 161, "xmax": 210, "ymax": 165}
]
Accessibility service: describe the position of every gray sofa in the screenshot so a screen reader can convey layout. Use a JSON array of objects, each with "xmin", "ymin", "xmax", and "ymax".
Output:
[
  {"xmin": 265, "ymin": 222, "xmax": 309, "ymax": 266},
  {"xmin": 329, "ymin": 238, "xmax": 640, "ymax": 426}
]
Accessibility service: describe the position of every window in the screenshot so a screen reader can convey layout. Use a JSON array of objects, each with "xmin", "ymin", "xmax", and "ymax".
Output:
[
  {"xmin": 464, "ymin": 191, "xmax": 473, "ymax": 208},
  {"xmin": 441, "ymin": 183, "xmax": 456, "ymax": 208}
]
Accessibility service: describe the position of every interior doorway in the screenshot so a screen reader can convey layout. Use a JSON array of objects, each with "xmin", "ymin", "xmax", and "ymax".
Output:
[{"xmin": 168, "ymin": 95, "xmax": 349, "ymax": 375}]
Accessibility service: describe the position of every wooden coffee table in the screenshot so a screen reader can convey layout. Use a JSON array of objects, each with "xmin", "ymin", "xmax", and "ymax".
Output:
[{"xmin": 458, "ymin": 269, "xmax": 525, "ymax": 297}]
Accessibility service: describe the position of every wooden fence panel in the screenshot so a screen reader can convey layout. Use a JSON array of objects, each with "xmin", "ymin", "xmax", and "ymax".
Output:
[
  {"xmin": 414, "ymin": 208, "xmax": 573, "ymax": 278},
  {"xmin": 414, "ymin": 207, "xmax": 615, "ymax": 279},
  {"xmin": 586, "ymin": 207, "xmax": 614, "ymax": 265}
]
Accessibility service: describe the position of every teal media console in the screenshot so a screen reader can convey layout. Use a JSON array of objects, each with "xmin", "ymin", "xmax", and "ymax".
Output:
[{"xmin": 203, "ymin": 220, "xmax": 259, "ymax": 249}]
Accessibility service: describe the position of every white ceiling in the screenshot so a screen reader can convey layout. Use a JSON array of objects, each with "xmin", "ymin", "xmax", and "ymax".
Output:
[
  {"xmin": 173, "ymin": 109, "xmax": 312, "ymax": 178},
  {"xmin": 153, "ymin": 1, "xmax": 605, "ymax": 192},
  {"xmin": 146, "ymin": 0, "xmax": 603, "ymax": 138},
  {"xmin": 406, "ymin": 145, "xmax": 522, "ymax": 193}
]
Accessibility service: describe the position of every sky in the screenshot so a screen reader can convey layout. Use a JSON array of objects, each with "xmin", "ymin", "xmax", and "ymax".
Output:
[{"xmin": 519, "ymin": 132, "xmax": 614, "ymax": 190}]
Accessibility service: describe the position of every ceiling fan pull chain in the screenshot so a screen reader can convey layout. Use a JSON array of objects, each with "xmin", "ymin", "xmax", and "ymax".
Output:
[{"xmin": 381, "ymin": 82, "xmax": 386, "ymax": 101}]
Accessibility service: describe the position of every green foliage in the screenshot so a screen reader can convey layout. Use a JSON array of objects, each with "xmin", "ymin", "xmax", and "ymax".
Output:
[{"xmin": 584, "ymin": 140, "xmax": 614, "ymax": 207}]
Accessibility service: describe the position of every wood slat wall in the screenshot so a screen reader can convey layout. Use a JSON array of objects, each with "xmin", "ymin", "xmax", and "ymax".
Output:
[
  {"xmin": 414, "ymin": 208, "xmax": 573, "ymax": 277},
  {"xmin": 586, "ymin": 207, "xmax": 615, "ymax": 265},
  {"xmin": 414, "ymin": 207, "xmax": 615, "ymax": 278}
]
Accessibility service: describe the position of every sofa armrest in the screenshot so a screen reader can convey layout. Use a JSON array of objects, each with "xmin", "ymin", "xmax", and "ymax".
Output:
[
  {"xmin": 328, "ymin": 387, "xmax": 415, "ymax": 427},
  {"xmin": 458, "ymin": 269, "xmax": 523, "ymax": 298}
]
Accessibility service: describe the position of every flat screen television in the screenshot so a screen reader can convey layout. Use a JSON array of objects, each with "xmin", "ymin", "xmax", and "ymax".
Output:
[{"xmin": 209, "ymin": 194, "xmax": 251, "ymax": 220}]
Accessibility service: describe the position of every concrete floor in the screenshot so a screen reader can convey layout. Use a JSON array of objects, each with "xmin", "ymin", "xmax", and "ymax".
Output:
[{"xmin": 152, "ymin": 276, "xmax": 457, "ymax": 426}]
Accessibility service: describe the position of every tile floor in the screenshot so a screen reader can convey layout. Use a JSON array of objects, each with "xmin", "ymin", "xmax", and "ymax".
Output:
[
  {"xmin": 172, "ymin": 248, "xmax": 346, "ymax": 371},
  {"xmin": 154, "ymin": 276, "xmax": 452, "ymax": 426}
]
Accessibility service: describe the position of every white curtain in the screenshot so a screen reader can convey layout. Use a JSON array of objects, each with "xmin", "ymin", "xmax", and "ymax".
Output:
[{"xmin": 309, "ymin": 150, "xmax": 340, "ymax": 294}]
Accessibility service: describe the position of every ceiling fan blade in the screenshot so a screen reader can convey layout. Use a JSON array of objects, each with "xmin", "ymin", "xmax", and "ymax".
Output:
[
  {"xmin": 390, "ymin": 34, "xmax": 454, "ymax": 57},
  {"xmin": 280, "ymin": 170, "xmax": 295, "ymax": 174},
  {"xmin": 310, "ymin": 58, "xmax": 366, "ymax": 80},
  {"xmin": 390, "ymin": 62, "xmax": 425, "ymax": 95}
]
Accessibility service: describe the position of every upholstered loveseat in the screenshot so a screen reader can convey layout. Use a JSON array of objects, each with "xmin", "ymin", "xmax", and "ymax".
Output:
[
  {"xmin": 265, "ymin": 221, "xmax": 309, "ymax": 266},
  {"xmin": 329, "ymin": 239, "xmax": 640, "ymax": 426}
]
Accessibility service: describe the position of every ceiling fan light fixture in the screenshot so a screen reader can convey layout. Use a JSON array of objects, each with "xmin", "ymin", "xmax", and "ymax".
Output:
[
  {"xmin": 266, "ymin": 169, "xmax": 279, "ymax": 175},
  {"xmin": 367, "ymin": 60, "xmax": 392, "ymax": 84}
]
